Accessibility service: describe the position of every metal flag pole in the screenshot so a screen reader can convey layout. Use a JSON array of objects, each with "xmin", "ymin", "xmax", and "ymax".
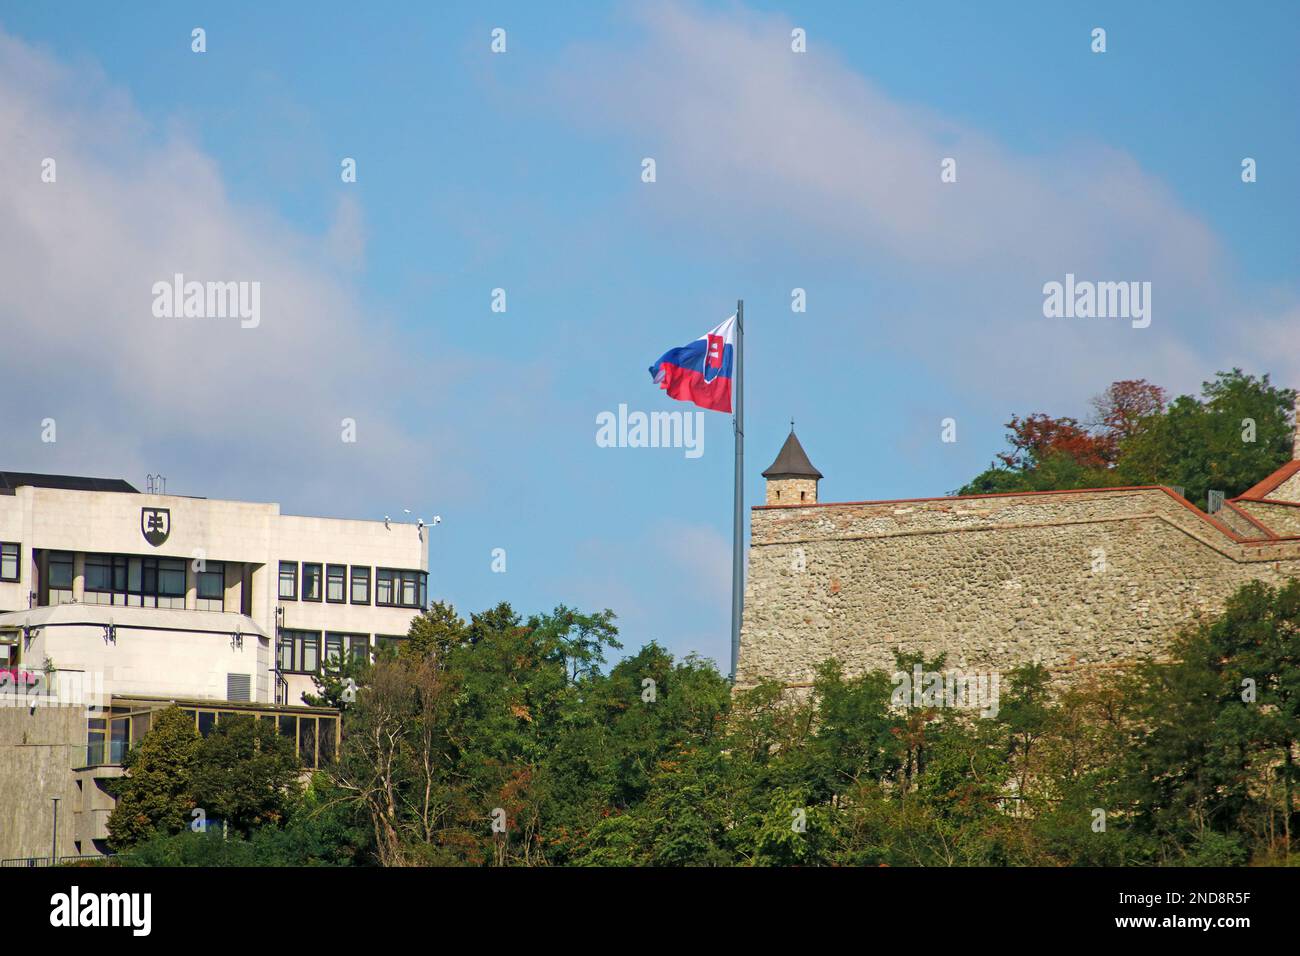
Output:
[{"xmin": 731, "ymin": 299, "xmax": 744, "ymax": 681}]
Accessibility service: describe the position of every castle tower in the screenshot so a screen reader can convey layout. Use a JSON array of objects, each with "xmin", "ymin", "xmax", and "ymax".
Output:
[{"xmin": 762, "ymin": 426, "xmax": 822, "ymax": 505}]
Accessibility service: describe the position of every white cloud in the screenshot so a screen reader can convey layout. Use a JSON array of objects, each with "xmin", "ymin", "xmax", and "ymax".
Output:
[
  {"xmin": 0, "ymin": 28, "xmax": 460, "ymax": 510},
  {"xmin": 547, "ymin": 2, "xmax": 1300, "ymax": 402}
]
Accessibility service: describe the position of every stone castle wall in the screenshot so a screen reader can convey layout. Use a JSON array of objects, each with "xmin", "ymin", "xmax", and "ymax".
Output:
[
  {"xmin": 736, "ymin": 486, "xmax": 1300, "ymax": 689},
  {"xmin": 1236, "ymin": 500, "xmax": 1300, "ymax": 536}
]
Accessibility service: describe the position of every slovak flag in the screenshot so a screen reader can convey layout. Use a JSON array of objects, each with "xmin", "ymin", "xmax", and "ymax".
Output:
[{"xmin": 648, "ymin": 315, "xmax": 736, "ymax": 413}]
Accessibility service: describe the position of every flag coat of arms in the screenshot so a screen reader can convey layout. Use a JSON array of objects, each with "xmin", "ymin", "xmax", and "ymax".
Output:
[{"xmin": 648, "ymin": 315, "xmax": 736, "ymax": 413}]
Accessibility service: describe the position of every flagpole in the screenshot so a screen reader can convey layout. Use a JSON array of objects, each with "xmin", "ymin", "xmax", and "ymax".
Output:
[{"xmin": 731, "ymin": 299, "xmax": 744, "ymax": 681}]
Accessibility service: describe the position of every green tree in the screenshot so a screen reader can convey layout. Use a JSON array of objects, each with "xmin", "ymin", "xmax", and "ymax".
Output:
[
  {"xmin": 1114, "ymin": 369, "xmax": 1294, "ymax": 505},
  {"xmin": 106, "ymin": 707, "xmax": 200, "ymax": 850},
  {"xmin": 189, "ymin": 715, "xmax": 302, "ymax": 837},
  {"xmin": 402, "ymin": 601, "xmax": 466, "ymax": 660},
  {"xmin": 1120, "ymin": 580, "xmax": 1300, "ymax": 862}
]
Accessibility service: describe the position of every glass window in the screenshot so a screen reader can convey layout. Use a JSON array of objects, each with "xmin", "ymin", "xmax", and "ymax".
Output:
[
  {"xmin": 48, "ymin": 552, "xmax": 74, "ymax": 589},
  {"xmin": 326, "ymin": 564, "xmax": 346, "ymax": 603},
  {"xmin": 375, "ymin": 635, "xmax": 406, "ymax": 658},
  {"xmin": 278, "ymin": 636, "xmax": 295, "ymax": 672},
  {"xmin": 197, "ymin": 711, "xmax": 216, "ymax": 737},
  {"xmin": 197, "ymin": 561, "xmax": 225, "ymax": 600},
  {"xmin": 87, "ymin": 717, "xmax": 105, "ymax": 767},
  {"xmin": 319, "ymin": 718, "xmax": 336, "ymax": 765},
  {"xmin": 159, "ymin": 558, "xmax": 185, "ymax": 594},
  {"xmin": 347, "ymin": 635, "xmax": 370, "ymax": 663},
  {"xmin": 110, "ymin": 717, "xmax": 129, "ymax": 763},
  {"xmin": 302, "ymin": 563, "xmax": 322, "ymax": 602},
  {"xmin": 279, "ymin": 630, "xmax": 323, "ymax": 673},
  {"xmin": 84, "ymin": 554, "xmax": 113, "ymax": 592},
  {"xmin": 0, "ymin": 543, "xmax": 18, "ymax": 582},
  {"xmin": 376, "ymin": 569, "xmax": 428, "ymax": 608},
  {"xmin": 151, "ymin": 558, "xmax": 185, "ymax": 609},
  {"xmin": 327, "ymin": 633, "xmax": 369, "ymax": 664},
  {"xmin": 278, "ymin": 561, "xmax": 297, "ymax": 601},
  {"xmin": 298, "ymin": 717, "xmax": 317, "ymax": 768},
  {"xmin": 277, "ymin": 714, "xmax": 296, "ymax": 740},
  {"xmin": 301, "ymin": 633, "xmax": 319, "ymax": 672},
  {"xmin": 350, "ymin": 566, "xmax": 370, "ymax": 604},
  {"xmin": 130, "ymin": 712, "xmax": 151, "ymax": 747}
]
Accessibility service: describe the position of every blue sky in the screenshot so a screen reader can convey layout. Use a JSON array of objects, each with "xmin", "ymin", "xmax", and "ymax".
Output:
[{"xmin": 1, "ymin": 1, "xmax": 1297, "ymax": 671}]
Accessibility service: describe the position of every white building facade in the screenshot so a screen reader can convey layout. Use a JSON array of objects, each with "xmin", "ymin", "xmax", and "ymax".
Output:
[{"xmin": 0, "ymin": 472, "xmax": 429, "ymax": 708}]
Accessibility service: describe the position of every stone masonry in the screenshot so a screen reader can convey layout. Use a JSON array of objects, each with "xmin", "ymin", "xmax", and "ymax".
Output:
[{"xmin": 736, "ymin": 433, "xmax": 1300, "ymax": 690}]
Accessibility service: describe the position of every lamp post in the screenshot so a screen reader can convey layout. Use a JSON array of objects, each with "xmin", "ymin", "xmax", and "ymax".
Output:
[{"xmin": 50, "ymin": 796, "xmax": 61, "ymax": 865}]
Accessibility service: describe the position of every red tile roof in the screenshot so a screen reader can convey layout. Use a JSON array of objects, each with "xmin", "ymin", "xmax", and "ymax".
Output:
[{"xmin": 1235, "ymin": 460, "xmax": 1300, "ymax": 501}]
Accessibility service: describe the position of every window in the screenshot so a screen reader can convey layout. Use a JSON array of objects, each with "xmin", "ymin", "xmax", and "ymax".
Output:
[
  {"xmin": 197, "ymin": 561, "xmax": 225, "ymax": 612},
  {"xmin": 84, "ymin": 554, "xmax": 113, "ymax": 593},
  {"xmin": 350, "ymin": 566, "xmax": 370, "ymax": 605},
  {"xmin": 277, "ymin": 629, "xmax": 321, "ymax": 674},
  {"xmin": 298, "ymin": 717, "xmax": 317, "ymax": 768},
  {"xmin": 376, "ymin": 569, "xmax": 427, "ymax": 609},
  {"xmin": 84, "ymin": 554, "xmax": 123, "ymax": 606},
  {"xmin": 318, "ymin": 718, "xmax": 336, "ymax": 765},
  {"xmin": 82, "ymin": 554, "xmax": 184, "ymax": 608},
  {"xmin": 326, "ymin": 632, "xmax": 370, "ymax": 665},
  {"xmin": 326, "ymin": 564, "xmax": 346, "ymax": 603},
  {"xmin": 0, "ymin": 543, "xmax": 18, "ymax": 582},
  {"xmin": 302, "ymin": 563, "xmax": 322, "ymax": 602},
  {"xmin": 348, "ymin": 634, "xmax": 370, "ymax": 662},
  {"xmin": 48, "ymin": 551, "xmax": 74, "ymax": 605},
  {"xmin": 278, "ymin": 561, "xmax": 298, "ymax": 601},
  {"xmin": 375, "ymin": 634, "xmax": 407, "ymax": 657},
  {"xmin": 156, "ymin": 558, "xmax": 186, "ymax": 609},
  {"xmin": 302, "ymin": 634, "xmax": 319, "ymax": 672}
]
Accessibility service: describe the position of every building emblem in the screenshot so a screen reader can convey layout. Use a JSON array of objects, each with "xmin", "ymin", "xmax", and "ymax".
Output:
[{"xmin": 141, "ymin": 507, "xmax": 171, "ymax": 547}]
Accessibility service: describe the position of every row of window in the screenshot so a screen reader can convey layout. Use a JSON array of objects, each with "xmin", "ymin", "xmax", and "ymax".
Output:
[
  {"xmin": 277, "ymin": 562, "xmax": 426, "ymax": 609},
  {"xmin": 0, "ymin": 543, "xmax": 17, "ymax": 582},
  {"xmin": 47, "ymin": 551, "xmax": 214, "ymax": 610},
  {"xmin": 10, "ymin": 549, "xmax": 427, "ymax": 613},
  {"xmin": 86, "ymin": 707, "xmax": 340, "ymax": 770},
  {"xmin": 277, "ymin": 629, "xmax": 406, "ymax": 674}
]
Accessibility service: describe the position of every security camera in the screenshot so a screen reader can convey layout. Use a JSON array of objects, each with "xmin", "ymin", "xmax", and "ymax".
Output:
[{"xmin": 431, "ymin": 515, "xmax": 442, "ymax": 525}]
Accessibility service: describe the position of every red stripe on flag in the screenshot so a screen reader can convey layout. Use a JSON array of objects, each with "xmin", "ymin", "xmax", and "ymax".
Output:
[{"xmin": 655, "ymin": 362, "xmax": 732, "ymax": 413}]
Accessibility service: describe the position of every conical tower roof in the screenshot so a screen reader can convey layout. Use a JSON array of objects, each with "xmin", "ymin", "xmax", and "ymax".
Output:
[{"xmin": 762, "ymin": 429, "xmax": 822, "ymax": 480}]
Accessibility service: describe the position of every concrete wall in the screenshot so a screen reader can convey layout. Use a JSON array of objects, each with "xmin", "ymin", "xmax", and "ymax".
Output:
[
  {"xmin": 0, "ymin": 704, "xmax": 84, "ymax": 860},
  {"xmin": 20, "ymin": 607, "xmax": 269, "ymax": 704},
  {"xmin": 737, "ymin": 486, "xmax": 1300, "ymax": 689}
]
